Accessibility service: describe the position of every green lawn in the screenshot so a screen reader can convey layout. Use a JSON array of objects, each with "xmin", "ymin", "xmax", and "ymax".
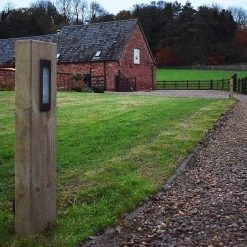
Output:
[
  {"xmin": 157, "ymin": 68, "xmax": 247, "ymax": 81},
  {"xmin": 0, "ymin": 92, "xmax": 234, "ymax": 247}
]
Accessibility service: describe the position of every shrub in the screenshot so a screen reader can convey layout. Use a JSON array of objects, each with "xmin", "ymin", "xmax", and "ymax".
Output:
[{"xmin": 70, "ymin": 73, "xmax": 84, "ymax": 81}]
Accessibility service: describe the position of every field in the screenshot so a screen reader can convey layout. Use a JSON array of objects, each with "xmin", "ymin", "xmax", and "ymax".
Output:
[
  {"xmin": 157, "ymin": 68, "xmax": 247, "ymax": 81},
  {"xmin": 0, "ymin": 92, "xmax": 234, "ymax": 247}
]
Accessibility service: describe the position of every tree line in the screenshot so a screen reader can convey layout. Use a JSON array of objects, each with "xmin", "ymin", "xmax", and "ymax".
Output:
[
  {"xmin": 0, "ymin": 0, "xmax": 110, "ymax": 37},
  {"xmin": 1, "ymin": 0, "xmax": 247, "ymax": 66}
]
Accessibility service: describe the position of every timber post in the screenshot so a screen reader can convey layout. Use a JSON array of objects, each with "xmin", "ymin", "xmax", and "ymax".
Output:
[{"xmin": 15, "ymin": 40, "xmax": 57, "ymax": 236}]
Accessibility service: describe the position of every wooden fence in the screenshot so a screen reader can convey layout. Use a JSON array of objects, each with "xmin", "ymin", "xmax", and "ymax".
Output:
[{"xmin": 156, "ymin": 79, "xmax": 230, "ymax": 90}]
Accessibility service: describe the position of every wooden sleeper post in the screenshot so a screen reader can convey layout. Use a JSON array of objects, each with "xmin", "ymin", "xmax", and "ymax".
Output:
[{"xmin": 15, "ymin": 40, "xmax": 56, "ymax": 236}]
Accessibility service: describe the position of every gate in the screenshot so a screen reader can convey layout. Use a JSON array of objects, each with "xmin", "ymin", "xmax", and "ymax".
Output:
[
  {"xmin": 233, "ymin": 75, "xmax": 247, "ymax": 95},
  {"xmin": 115, "ymin": 71, "xmax": 136, "ymax": 92}
]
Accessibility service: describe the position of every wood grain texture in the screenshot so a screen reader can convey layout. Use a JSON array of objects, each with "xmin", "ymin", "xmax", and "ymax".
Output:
[{"xmin": 15, "ymin": 40, "xmax": 57, "ymax": 235}]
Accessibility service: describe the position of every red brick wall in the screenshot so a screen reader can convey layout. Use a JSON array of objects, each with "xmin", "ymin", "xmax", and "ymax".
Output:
[
  {"xmin": 103, "ymin": 25, "xmax": 156, "ymax": 91},
  {"xmin": 58, "ymin": 63, "xmax": 104, "ymax": 74},
  {"xmin": 57, "ymin": 72, "xmax": 85, "ymax": 90},
  {"xmin": 0, "ymin": 70, "xmax": 15, "ymax": 90},
  {"xmin": 57, "ymin": 62, "xmax": 119, "ymax": 91},
  {"xmin": 57, "ymin": 63, "xmax": 105, "ymax": 90},
  {"xmin": 119, "ymin": 25, "xmax": 156, "ymax": 90},
  {"xmin": 105, "ymin": 62, "xmax": 119, "ymax": 91}
]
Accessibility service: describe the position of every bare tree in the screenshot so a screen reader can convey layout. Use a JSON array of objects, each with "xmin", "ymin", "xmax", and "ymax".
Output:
[
  {"xmin": 55, "ymin": 0, "xmax": 89, "ymax": 24},
  {"xmin": 229, "ymin": 7, "xmax": 247, "ymax": 28},
  {"xmin": 0, "ymin": 1, "xmax": 14, "ymax": 22},
  {"xmin": 71, "ymin": 0, "xmax": 88, "ymax": 24},
  {"xmin": 56, "ymin": 0, "xmax": 73, "ymax": 21},
  {"xmin": 2, "ymin": 1, "xmax": 15, "ymax": 11},
  {"xmin": 79, "ymin": 0, "xmax": 88, "ymax": 23},
  {"xmin": 88, "ymin": 1, "xmax": 107, "ymax": 22}
]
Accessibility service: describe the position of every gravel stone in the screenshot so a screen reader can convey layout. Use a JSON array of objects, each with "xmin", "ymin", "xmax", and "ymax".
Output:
[
  {"xmin": 79, "ymin": 98, "xmax": 247, "ymax": 247},
  {"xmin": 107, "ymin": 90, "xmax": 247, "ymax": 101}
]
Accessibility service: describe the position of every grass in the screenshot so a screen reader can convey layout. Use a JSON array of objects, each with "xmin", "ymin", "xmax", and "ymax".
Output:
[
  {"xmin": 0, "ymin": 91, "xmax": 234, "ymax": 247},
  {"xmin": 157, "ymin": 68, "xmax": 247, "ymax": 81}
]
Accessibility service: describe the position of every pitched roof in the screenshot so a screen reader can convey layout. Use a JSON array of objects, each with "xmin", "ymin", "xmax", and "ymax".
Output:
[
  {"xmin": 0, "ymin": 34, "xmax": 58, "ymax": 66},
  {"xmin": 0, "ymin": 19, "xmax": 138, "ymax": 66}
]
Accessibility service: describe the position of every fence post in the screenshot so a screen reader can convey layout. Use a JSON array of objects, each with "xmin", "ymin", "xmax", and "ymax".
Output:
[
  {"xmin": 245, "ymin": 78, "xmax": 247, "ymax": 94},
  {"xmin": 239, "ymin": 78, "xmax": 242, "ymax": 93},
  {"xmin": 199, "ymin": 80, "xmax": 200, "ymax": 89},
  {"xmin": 163, "ymin": 80, "xmax": 165, "ymax": 90},
  {"xmin": 210, "ymin": 80, "xmax": 213, "ymax": 90},
  {"xmin": 221, "ymin": 79, "xmax": 224, "ymax": 90},
  {"xmin": 229, "ymin": 76, "xmax": 233, "ymax": 98},
  {"xmin": 187, "ymin": 80, "xmax": 188, "ymax": 89},
  {"xmin": 233, "ymin": 73, "xmax": 237, "ymax": 92},
  {"xmin": 242, "ymin": 78, "xmax": 245, "ymax": 94},
  {"xmin": 241, "ymin": 78, "xmax": 243, "ymax": 94}
]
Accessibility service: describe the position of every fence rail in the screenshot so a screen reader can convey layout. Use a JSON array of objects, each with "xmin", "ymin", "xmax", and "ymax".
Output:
[{"xmin": 156, "ymin": 79, "xmax": 230, "ymax": 90}]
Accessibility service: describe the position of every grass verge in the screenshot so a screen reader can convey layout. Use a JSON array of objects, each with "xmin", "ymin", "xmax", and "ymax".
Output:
[
  {"xmin": 0, "ymin": 91, "xmax": 234, "ymax": 247},
  {"xmin": 157, "ymin": 68, "xmax": 247, "ymax": 81}
]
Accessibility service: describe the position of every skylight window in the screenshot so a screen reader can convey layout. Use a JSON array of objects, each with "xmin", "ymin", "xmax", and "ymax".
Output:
[
  {"xmin": 57, "ymin": 53, "xmax": 61, "ymax": 60},
  {"xmin": 95, "ymin": 51, "xmax": 101, "ymax": 57},
  {"xmin": 92, "ymin": 51, "xmax": 102, "ymax": 61}
]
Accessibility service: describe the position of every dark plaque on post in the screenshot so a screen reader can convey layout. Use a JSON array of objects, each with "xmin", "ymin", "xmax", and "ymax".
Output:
[{"xmin": 40, "ymin": 60, "xmax": 51, "ymax": 111}]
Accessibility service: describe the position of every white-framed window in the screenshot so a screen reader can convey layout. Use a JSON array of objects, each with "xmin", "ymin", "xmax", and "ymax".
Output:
[{"xmin": 134, "ymin": 48, "xmax": 140, "ymax": 64}]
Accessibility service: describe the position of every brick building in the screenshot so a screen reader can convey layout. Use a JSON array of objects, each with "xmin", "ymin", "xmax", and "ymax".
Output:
[{"xmin": 0, "ymin": 19, "xmax": 156, "ymax": 91}]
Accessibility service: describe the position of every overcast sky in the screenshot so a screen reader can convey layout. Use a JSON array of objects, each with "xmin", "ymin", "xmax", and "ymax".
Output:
[{"xmin": 0, "ymin": 0, "xmax": 246, "ymax": 13}]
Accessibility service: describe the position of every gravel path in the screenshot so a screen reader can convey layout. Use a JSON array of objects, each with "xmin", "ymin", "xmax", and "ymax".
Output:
[
  {"xmin": 80, "ymin": 100, "xmax": 247, "ymax": 247},
  {"xmin": 107, "ymin": 90, "xmax": 247, "ymax": 101}
]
